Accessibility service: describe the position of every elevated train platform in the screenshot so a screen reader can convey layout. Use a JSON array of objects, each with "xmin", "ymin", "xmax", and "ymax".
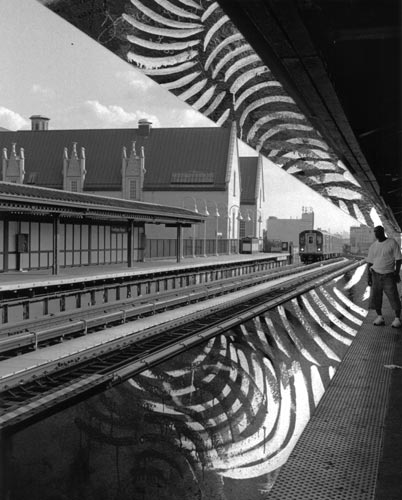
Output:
[
  {"xmin": 1, "ymin": 253, "xmax": 401, "ymax": 498},
  {"xmin": 0, "ymin": 252, "xmax": 288, "ymax": 291},
  {"xmin": 268, "ymin": 300, "xmax": 402, "ymax": 500}
]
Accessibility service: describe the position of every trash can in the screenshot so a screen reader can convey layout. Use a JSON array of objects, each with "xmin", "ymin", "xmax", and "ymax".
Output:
[{"xmin": 240, "ymin": 237, "xmax": 260, "ymax": 254}]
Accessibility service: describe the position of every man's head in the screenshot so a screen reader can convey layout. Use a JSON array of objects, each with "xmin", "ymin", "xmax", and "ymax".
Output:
[{"xmin": 374, "ymin": 226, "xmax": 386, "ymax": 240}]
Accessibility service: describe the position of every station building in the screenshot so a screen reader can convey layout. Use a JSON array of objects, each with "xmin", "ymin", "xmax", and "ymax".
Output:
[
  {"xmin": 0, "ymin": 117, "xmax": 271, "ymax": 253},
  {"xmin": 0, "ymin": 182, "xmax": 204, "ymax": 274},
  {"xmin": 239, "ymin": 155, "xmax": 265, "ymax": 242}
]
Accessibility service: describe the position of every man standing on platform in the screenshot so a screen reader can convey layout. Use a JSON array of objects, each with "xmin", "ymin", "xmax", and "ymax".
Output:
[{"xmin": 366, "ymin": 226, "xmax": 402, "ymax": 327}]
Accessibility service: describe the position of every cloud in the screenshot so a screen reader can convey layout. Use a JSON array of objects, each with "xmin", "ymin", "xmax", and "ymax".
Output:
[
  {"xmin": 81, "ymin": 100, "xmax": 160, "ymax": 128},
  {"xmin": 115, "ymin": 71, "xmax": 155, "ymax": 92},
  {"xmin": 32, "ymin": 83, "xmax": 56, "ymax": 98},
  {"xmin": 0, "ymin": 107, "xmax": 30, "ymax": 130},
  {"xmin": 169, "ymin": 108, "xmax": 215, "ymax": 128}
]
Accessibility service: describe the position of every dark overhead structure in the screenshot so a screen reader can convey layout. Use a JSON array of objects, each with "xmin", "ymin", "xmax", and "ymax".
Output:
[
  {"xmin": 39, "ymin": 0, "xmax": 401, "ymax": 232},
  {"xmin": 217, "ymin": 0, "xmax": 401, "ymax": 231}
]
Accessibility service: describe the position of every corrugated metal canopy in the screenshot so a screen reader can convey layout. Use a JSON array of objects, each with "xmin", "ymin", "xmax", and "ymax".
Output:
[{"xmin": 0, "ymin": 182, "xmax": 204, "ymax": 224}]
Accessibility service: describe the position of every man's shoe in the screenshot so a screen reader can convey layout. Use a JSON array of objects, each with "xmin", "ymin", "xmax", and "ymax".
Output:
[
  {"xmin": 391, "ymin": 318, "xmax": 402, "ymax": 328},
  {"xmin": 373, "ymin": 315, "xmax": 385, "ymax": 326}
]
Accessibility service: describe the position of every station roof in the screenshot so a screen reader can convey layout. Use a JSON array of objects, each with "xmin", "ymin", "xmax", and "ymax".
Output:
[
  {"xmin": 0, "ymin": 127, "xmax": 231, "ymax": 192},
  {"xmin": 0, "ymin": 182, "xmax": 204, "ymax": 224}
]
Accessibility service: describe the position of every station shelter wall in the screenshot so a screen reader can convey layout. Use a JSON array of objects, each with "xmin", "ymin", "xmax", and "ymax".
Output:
[
  {"xmin": 2, "ymin": 220, "xmax": 54, "ymax": 271},
  {"xmin": 0, "ymin": 218, "xmax": 143, "ymax": 272},
  {"xmin": 59, "ymin": 223, "xmax": 128, "ymax": 267},
  {"xmin": 0, "ymin": 220, "xmax": 2, "ymax": 270}
]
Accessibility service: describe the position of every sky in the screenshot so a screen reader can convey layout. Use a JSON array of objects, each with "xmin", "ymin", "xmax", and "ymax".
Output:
[{"xmin": 0, "ymin": 0, "xmax": 369, "ymax": 235}]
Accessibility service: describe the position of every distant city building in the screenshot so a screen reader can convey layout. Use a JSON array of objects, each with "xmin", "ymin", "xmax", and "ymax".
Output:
[
  {"xmin": 266, "ymin": 207, "xmax": 314, "ymax": 247},
  {"xmin": 350, "ymin": 225, "xmax": 375, "ymax": 254}
]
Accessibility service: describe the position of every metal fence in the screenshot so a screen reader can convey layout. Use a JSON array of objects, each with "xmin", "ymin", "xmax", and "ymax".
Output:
[{"xmin": 145, "ymin": 238, "xmax": 240, "ymax": 260}]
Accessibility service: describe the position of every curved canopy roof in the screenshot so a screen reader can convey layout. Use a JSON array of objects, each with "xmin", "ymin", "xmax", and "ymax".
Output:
[{"xmin": 40, "ymin": 0, "xmax": 401, "ymax": 232}]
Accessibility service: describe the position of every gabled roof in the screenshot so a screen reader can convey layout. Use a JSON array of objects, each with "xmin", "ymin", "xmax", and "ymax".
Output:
[
  {"xmin": 0, "ymin": 127, "xmax": 231, "ymax": 191},
  {"xmin": 0, "ymin": 181, "xmax": 204, "ymax": 224},
  {"xmin": 239, "ymin": 156, "xmax": 258, "ymax": 204}
]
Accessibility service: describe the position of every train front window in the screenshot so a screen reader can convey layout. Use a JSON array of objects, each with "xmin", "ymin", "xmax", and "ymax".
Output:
[{"xmin": 308, "ymin": 236, "xmax": 314, "ymax": 244}]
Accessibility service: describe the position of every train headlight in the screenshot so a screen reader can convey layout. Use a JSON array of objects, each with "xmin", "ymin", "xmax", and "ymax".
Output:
[
  {"xmin": 301, "ymin": 247, "xmax": 304, "ymax": 251},
  {"xmin": 317, "ymin": 247, "xmax": 322, "ymax": 251}
]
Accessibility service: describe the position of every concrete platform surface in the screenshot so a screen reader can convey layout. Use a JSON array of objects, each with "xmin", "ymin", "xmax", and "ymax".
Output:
[
  {"xmin": 268, "ymin": 302, "xmax": 402, "ymax": 500},
  {"xmin": 0, "ymin": 253, "xmax": 286, "ymax": 288}
]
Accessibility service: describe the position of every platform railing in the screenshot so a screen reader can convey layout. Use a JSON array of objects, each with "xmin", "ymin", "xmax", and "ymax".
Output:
[{"xmin": 145, "ymin": 238, "xmax": 239, "ymax": 260}]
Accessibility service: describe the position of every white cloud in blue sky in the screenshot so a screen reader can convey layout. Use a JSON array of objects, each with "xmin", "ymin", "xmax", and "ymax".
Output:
[
  {"xmin": 0, "ymin": 107, "xmax": 30, "ymax": 130},
  {"xmin": 81, "ymin": 100, "xmax": 161, "ymax": 129},
  {"xmin": 115, "ymin": 71, "xmax": 156, "ymax": 92}
]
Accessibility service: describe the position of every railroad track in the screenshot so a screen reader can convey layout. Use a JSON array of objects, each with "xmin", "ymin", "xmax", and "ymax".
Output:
[
  {"xmin": 0, "ymin": 255, "xmax": 286, "ymax": 303},
  {"xmin": 0, "ymin": 256, "xmax": 314, "ymax": 325},
  {"xmin": 0, "ymin": 258, "xmax": 347, "ymax": 357},
  {"xmin": 0, "ymin": 258, "xmax": 364, "ymax": 430}
]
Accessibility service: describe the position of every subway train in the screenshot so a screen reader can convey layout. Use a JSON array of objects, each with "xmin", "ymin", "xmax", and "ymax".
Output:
[{"xmin": 299, "ymin": 230, "xmax": 343, "ymax": 263}]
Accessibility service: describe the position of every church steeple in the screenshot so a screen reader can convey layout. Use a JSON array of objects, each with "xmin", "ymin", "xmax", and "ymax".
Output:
[
  {"xmin": 62, "ymin": 142, "xmax": 86, "ymax": 192},
  {"xmin": 2, "ymin": 143, "xmax": 25, "ymax": 183},
  {"xmin": 122, "ymin": 140, "xmax": 146, "ymax": 201}
]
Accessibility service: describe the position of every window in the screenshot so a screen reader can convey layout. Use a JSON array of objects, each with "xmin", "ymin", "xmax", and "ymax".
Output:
[
  {"xmin": 232, "ymin": 212, "xmax": 235, "ymax": 238},
  {"xmin": 233, "ymin": 171, "xmax": 236, "ymax": 196},
  {"xmin": 70, "ymin": 180, "xmax": 78, "ymax": 192},
  {"xmin": 129, "ymin": 180, "xmax": 137, "ymax": 200},
  {"xmin": 239, "ymin": 220, "xmax": 246, "ymax": 238}
]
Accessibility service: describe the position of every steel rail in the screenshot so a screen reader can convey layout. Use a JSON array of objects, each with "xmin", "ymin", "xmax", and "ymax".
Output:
[
  {"xmin": 0, "ymin": 258, "xmax": 363, "ymax": 431},
  {"xmin": 0, "ymin": 259, "xmax": 348, "ymax": 356}
]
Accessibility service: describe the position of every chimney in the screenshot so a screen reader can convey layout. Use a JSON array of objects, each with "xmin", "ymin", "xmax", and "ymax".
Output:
[
  {"xmin": 30, "ymin": 115, "xmax": 50, "ymax": 131},
  {"xmin": 138, "ymin": 118, "xmax": 152, "ymax": 138}
]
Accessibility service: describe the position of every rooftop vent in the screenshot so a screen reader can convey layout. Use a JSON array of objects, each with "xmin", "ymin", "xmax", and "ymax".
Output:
[
  {"xmin": 138, "ymin": 118, "xmax": 152, "ymax": 137},
  {"xmin": 29, "ymin": 115, "xmax": 50, "ymax": 131}
]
